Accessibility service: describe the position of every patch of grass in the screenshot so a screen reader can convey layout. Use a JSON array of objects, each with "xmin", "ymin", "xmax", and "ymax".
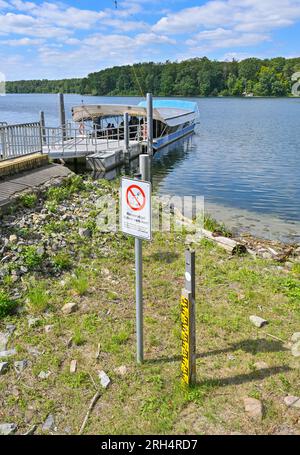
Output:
[
  {"xmin": 0, "ymin": 291, "xmax": 17, "ymax": 318},
  {"xmin": 70, "ymin": 269, "xmax": 89, "ymax": 296},
  {"xmin": 60, "ymin": 371, "xmax": 90, "ymax": 389},
  {"xmin": 52, "ymin": 252, "xmax": 72, "ymax": 272},
  {"xmin": 204, "ymin": 214, "xmax": 231, "ymax": 237},
  {"xmin": 21, "ymin": 246, "xmax": 44, "ymax": 270},
  {"xmin": 26, "ymin": 281, "xmax": 50, "ymax": 314},
  {"xmin": 46, "ymin": 175, "xmax": 85, "ymax": 203},
  {"xmin": 73, "ymin": 327, "xmax": 85, "ymax": 346},
  {"xmin": 291, "ymin": 263, "xmax": 300, "ymax": 275},
  {"xmin": 43, "ymin": 221, "xmax": 68, "ymax": 234},
  {"xmin": 18, "ymin": 193, "xmax": 38, "ymax": 208}
]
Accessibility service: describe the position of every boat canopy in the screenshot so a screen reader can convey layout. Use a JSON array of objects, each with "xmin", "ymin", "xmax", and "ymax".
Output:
[{"xmin": 72, "ymin": 100, "xmax": 199, "ymax": 127}]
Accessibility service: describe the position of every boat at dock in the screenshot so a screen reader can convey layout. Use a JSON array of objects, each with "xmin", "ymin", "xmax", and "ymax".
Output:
[{"xmin": 71, "ymin": 99, "xmax": 199, "ymax": 151}]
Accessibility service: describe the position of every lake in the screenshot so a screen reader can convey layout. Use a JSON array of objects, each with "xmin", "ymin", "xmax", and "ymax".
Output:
[{"xmin": 1, "ymin": 94, "xmax": 299, "ymax": 242}]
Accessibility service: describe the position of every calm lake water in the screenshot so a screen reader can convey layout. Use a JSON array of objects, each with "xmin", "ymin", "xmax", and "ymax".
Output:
[{"xmin": 1, "ymin": 94, "xmax": 300, "ymax": 242}]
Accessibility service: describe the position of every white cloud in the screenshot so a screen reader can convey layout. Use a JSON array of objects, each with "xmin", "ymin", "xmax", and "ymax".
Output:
[
  {"xmin": 1, "ymin": 36, "xmax": 43, "ymax": 45},
  {"xmin": 153, "ymin": 0, "xmax": 300, "ymax": 35},
  {"xmin": 186, "ymin": 28, "xmax": 271, "ymax": 50}
]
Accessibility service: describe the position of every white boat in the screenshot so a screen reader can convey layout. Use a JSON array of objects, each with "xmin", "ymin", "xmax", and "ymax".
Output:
[{"xmin": 71, "ymin": 99, "xmax": 199, "ymax": 151}]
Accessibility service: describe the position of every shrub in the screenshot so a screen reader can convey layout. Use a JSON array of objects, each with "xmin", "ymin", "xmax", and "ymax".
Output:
[
  {"xmin": 21, "ymin": 246, "xmax": 44, "ymax": 270},
  {"xmin": 19, "ymin": 193, "xmax": 38, "ymax": 208},
  {"xmin": 52, "ymin": 253, "xmax": 72, "ymax": 271},
  {"xmin": 0, "ymin": 291, "xmax": 17, "ymax": 318}
]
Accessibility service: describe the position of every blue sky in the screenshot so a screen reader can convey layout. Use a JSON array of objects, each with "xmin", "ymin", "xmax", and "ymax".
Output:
[{"xmin": 0, "ymin": 0, "xmax": 300, "ymax": 80}]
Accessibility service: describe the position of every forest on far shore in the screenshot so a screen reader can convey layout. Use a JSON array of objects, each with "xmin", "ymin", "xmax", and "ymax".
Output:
[{"xmin": 6, "ymin": 56, "xmax": 300, "ymax": 97}]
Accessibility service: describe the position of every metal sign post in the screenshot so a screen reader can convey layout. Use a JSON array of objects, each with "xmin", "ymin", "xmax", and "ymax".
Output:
[
  {"xmin": 181, "ymin": 250, "xmax": 196, "ymax": 386},
  {"xmin": 121, "ymin": 154, "xmax": 152, "ymax": 363}
]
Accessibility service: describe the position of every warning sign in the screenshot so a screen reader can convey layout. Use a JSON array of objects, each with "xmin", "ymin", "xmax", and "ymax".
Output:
[{"xmin": 121, "ymin": 178, "xmax": 152, "ymax": 241}]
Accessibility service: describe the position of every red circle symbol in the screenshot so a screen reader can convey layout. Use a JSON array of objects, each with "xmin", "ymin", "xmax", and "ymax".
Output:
[{"xmin": 126, "ymin": 184, "xmax": 146, "ymax": 211}]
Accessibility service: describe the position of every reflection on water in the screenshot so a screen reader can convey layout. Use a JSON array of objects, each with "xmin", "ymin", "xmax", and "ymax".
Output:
[{"xmin": 1, "ymin": 95, "xmax": 299, "ymax": 241}]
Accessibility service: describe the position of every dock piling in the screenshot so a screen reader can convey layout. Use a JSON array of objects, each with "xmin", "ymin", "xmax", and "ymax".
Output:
[{"xmin": 58, "ymin": 93, "xmax": 66, "ymax": 141}]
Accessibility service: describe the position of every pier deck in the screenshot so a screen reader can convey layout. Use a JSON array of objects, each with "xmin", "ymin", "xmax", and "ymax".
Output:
[{"xmin": 0, "ymin": 164, "xmax": 72, "ymax": 210}]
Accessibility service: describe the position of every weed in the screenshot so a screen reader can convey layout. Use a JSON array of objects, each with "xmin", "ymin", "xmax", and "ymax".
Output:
[
  {"xmin": 26, "ymin": 281, "xmax": 50, "ymax": 314},
  {"xmin": 0, "ymin": 291, "xmax": 17, "ymax": 318},
  {"xmin": 73, "ymin": 327, "xmax": 85, "ymax": 346},
  {"xmin": 18, "ymin": 193, "xmax": 38, "ymax": 209},
  {"xmin": 70, "ymin": 269, "xmax": 89, "ymax": 296},
  {"xmin": 52, "ymin": 252, "xmax": 72, "ymax": 271},
  {"xmin": 21, "ymin": 246, "xmax": 44, "ymax": 270}
]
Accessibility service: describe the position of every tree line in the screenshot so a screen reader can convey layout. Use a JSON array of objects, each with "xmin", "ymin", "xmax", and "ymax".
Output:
[{"xmin": 6, "ymin": 56, "xmax": 300, "ymax": 97}]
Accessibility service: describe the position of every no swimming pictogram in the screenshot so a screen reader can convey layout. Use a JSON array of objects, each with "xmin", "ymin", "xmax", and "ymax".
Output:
[{"xmin": 126, "ymin": 184, "xmax": 146, "ymax": 211}]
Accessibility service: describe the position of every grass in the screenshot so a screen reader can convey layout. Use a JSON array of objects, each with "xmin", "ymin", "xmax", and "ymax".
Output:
[
  {"xmin": 0, "ymin": 290, "xmax": 17, "ymax": 318},
  {"xmin": 52, "ymin": 252, "xmax": 72, "ymax": 272},
  {"xmin": 18, "ymin": 193, "xmax": 38, "ymax": 209},
  {"xmin": 21, "ymin": 246, "xmax": 44, "ymax": 270},
  {"xmin": 0, "ymin": 177, "xmax": 299, "ymax": 435},
  {"xmin": 70, "ymin": 269, "xmax": 89, "ymax": 296},
  {"xmin": 26, "ymin": 280, "xmax": 50, "ymax": 315}
]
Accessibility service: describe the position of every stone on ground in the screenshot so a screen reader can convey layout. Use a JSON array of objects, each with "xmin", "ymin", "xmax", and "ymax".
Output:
[
  {"xmin": 0, "ymin": 423, "xmax": 17, "ymax": 435},
  {"xmin": 14, "ymin": 360, "xmax": 28, "ymax": 374},
  {"xmin": 0, "ymin": 332, "xmax": 9, "ymax": 351},
  {"xmin": 243, "ymin": 397, "xmax": 263, "ymax": 420},
  {"xmin": 62, "ymin": 302, "xmax": 78, "ymax": 315},
  {"xmin": 70, "ymin": 360, "xmax": 77, "ymax": 374},
  {"xmin": 284, "ymin": 396, "xmax": 300, "ymax": 409},
  {"xmin": 249, "ymin": 315, "xmax": 268, "ymax": 328},
  {"xmin": 0, "ymin": 349, "xmax": 16, "ymax": 358},
  {"xmin": 254, "ymin": 361, "xmax": 268, "ymax": 370},
  {"xmin": 98, "ymin": 370, "xmax": 111, "ymax": 388},
  {"xmin": 78, "ymin": 228, "xmax": 92, "ymax": 238},
  {"xmin": 291, "ymin": 341, "xmax": 300, "ymax": 357},
  {"xmin": 0, "ymin": 362, "xmax": 9, "ymax": 375},
  {"xmin": 38, "ymin": 370, "xmax": 51, "ymax": 380},
  {"xmin": 291, "ymin": 332, "xmax": 300, "ymax": 343},
  {"xmin": 114, "ymin": 365, "xmax": 128, "ymax": 376},
  {"xmin": 42, "ymin": 414, "xmax": 55, "ymax": 432}
]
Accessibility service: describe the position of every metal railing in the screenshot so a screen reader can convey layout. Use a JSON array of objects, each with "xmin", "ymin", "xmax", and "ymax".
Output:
[
  {"xmin": 0, "ymin": 120, "xmax": 146, "ymax": 161},
  {"xmin": 43, "ymin": 122, "xmax": 145, "ymax": 157},
  {"xmin": 0, "ymin": 122, "xmax": 43, "ymax": 161}
]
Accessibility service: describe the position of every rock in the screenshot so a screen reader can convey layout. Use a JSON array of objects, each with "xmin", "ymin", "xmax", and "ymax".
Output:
[
  {"xmin": 6, "ymin": 324, "xmax": 16, "ymax": 335},
  {"xmin": 14, "ymin": 360, "xmax": 28, "ymax": 374},
  {"xmin": 243, "ymin": 397, "xmax": 263, "ymax": 420},
  {"xmin": 70, "ymin": 360, "xmax": 77, "ymax": 374},
  {"xmin": 62, "ymin": 302, "xmax": 78, "ymax": 315},
  {"xmin": 249, "ymin": 315, "xmax": 268, "ymax": 328},
  {"xmin": 0, "ymin": 423, "xmax": 17, "ymax": 435},
  {"xmin": 291, "ymin": 332, "xmax": 300, "ymax": 343},
  {"xmin": 27, "ymin": 346, "xmax": 41, "ymax": 356},
  {"xmin": 9, "ymin": 235, "xmax": 18, "ymax": 244},
  {"xmin": 78, "ymin": 228, "xmax": 92, "ymax": 238},
  {"xmin": 42, "ymin": 414, "xmax": 55, "ymax": 432},
  {"xmin": 114, "ymin": 365, "xmax": 128, "ymax": 376},
  {"xmin": 0, "ymin": 349, "xmax": 17, "ymax": 358},
  {"xmin": 98, "ymin": 370, "xmax": 111, "ymax": 389},
  {"xmin": 291, "ymin": 341, "xmax": 300, "ymax": 357},
  {"xmin": 36, "ymin": 246, "xmax": 45, "ymax": 256},
  {"xmin": 28, "ymin": 317, "xmax": 40, "ymax": 328},
  {"xmin": 0, "ymin": 332, "xmax": 9, "ymax": 351},
  {"xmin": 254, "ymin": 361, "xmax": 268, "ymax": 370},
  {"xmin": 0, "ymin": 362, "xmax": 9, "ymax": 375},
  {"xmin": 44, "ymin": 325, "xmax": 54, "ymax": 333},
  {"xmin": 284, "ymin": 396, "xmax": 300, "ymax": 409},
  {"xmin": 38, "ymin": 371, "xmax": 51, "ymax": 380}
]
